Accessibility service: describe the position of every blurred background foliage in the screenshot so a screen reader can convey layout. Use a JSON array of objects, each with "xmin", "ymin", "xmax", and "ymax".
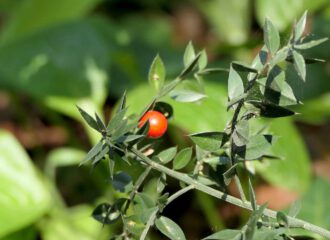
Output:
[{"xmin": 0, "ymin": 0, "xmax": 329, "ymax": 239}]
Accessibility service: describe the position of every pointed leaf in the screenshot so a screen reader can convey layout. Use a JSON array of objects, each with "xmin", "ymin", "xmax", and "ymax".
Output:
[
  {"xmin": 264, "ymin": 18, "xmax": 280, "ymax": 54},
  {"xmin": 249, "ymin": 101, "xmax": 295, "ymax": 118},
  {"xmin": 295, "ymin": 37, "xmax": 328, "ymax": 50},
  {"xmin": 198, "ymin": 49, "xmax": 208, "ymax": 70},
  {"xmin": 173, "ymin": 147, "xmax": 193, "ymax": 170},
  {"xmin": 170, "ymin": 89, "xmax": 206, "ymax": 103},
  {"xmin": 294, "ymin": 11, "xmax": 307, "ymax": 41},
  {"xmin": 189, "ymin": 132, "xmax": 227, "ymax": 152},
  {"xmin": 248, "ymin": 178, "xmax": 257, "ymax": 211},
  {"xmin": 179, "ymin": 52, "xmax": 201, "ymax": 79},
  {"xmin": 228, "ymin": 66, "xmax": 244, "ymax": 101},
  {"xmin": 149, "ymin": 54, "xmax": 166, "ymax": 92},
  {"xmin": 117, "ymin": 91, "xmax": 127, "ymax": 113},
  {"xmin": 223, "ymin": 164, "xmax": 238, "ymax": 185},
  {"xmin": 107, "ymin": 108, "xmax": 127, "ymax": 134},
  {"xmin": 77, "ymin": 106, "xmax": 100, "ymax": 132},
  {"xmin": 92, "ymin": 144, "xmax": 109, "ymax": 165},
  {"xmin": 183, "ymin": 41, "xmax": 195, "ymax": 67},
  {"xmin": 157, "ymin": 147, "xmax": 177, "ymax": 164},
  {"xmin": 112, "ymin": 171, "xmax": 133, "ymax": 193},
  {"xmin": 236, "ymin": 134, "xmax": 275, "ymax": 160},
  {"xmin": 155, "ymin": 216, "xmax": 186, "ymax": 240},
  {"xmin": 203, "ymin": 229, "xmax": 242, "ymax": 240},
  {"xmin": 79, "ymin": 140, "xmax": 103, "ymax": 166},
  {"xmin": 232, "ymin": 62, "xmax": 258, "ymax": 73},
  {"xmin": 292, "ymin": 50, "xmax": 306, "ymax": 81},
  {"xmin": 95, "ymin": 112, "xmax": 106, "ymax": 132}
]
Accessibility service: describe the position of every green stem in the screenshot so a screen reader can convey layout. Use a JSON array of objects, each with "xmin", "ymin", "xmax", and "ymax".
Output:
[
  {"xmin": 130, "ymin": 148, "xmax": 330, "ymax": 239},
  {"xmin": 124, "ymin": 166, "xmax": 152, "ymax": 213},
  {"xmin": 139, "ymin": 185, "xmax": 195, "ymax": 240}
]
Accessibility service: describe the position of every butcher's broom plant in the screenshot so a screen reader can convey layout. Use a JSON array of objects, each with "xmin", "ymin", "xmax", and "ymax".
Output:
[{"xmin": 78, "ymin": 12, "xmax": 329, "ymax": 240}]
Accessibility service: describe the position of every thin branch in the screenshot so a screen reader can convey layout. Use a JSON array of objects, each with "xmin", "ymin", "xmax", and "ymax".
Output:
[
  {"xmin": 130, "ymin": 147, "xmax": 330, "ymax": 239},
  {"xmin": 139, "ymin": 185, "xmax": 195, "ymax": 240}
]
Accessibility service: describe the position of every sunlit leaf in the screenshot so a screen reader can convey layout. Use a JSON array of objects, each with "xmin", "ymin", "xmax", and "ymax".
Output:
[
  {"xmin": 294, "ymin": 10, "xmax": 307, "ymax": 41},
  {"xmin": 228, "ymin": 66, "xmax": 244, "ymax": 101},
  {"xmin": 148, "ymin": 54, "xmax": 166, "ymax": 93},
  {"xmin": 292, "ymin": 50, "xmax": 306, "ymax": 81},
  {"xmin": 189, "ymin": 132, "xmax": 227, "ymax": 152},
  {"xmin": 264, "ymin": 18, "xmax": 280, "ymax": 54},
  {"xmin": 173, "ymin": 147, "xmax": 193, "ymax": 170},
  {"xmin": 155, "ymin": 216, "xmax": 186, "ymax": 240}
]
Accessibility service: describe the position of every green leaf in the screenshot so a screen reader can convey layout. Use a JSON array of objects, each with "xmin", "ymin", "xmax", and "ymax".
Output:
[
  {"xmin": 228, "ymin": 65, "xmax": 244, "ymax": 101},
  {"xmin": 183, "ymin": 41, "xmax": 195, "ymax": 67},
  {"xmin": 248, "ymin": 178, "xmax": 257, "ymax": 211},
  {"xmin": 292, "ymin": 50, "xmax": 306, "ymax": 81},
  {"xmin": 92, "ymin": 203, "xmax": 120, "ymax": 225},
  {"xmin": 297, "ymin": 177, "xmax": 330, "ymax": 230},
  {"xmin": 157, "ymin": 173, "xmax": 167, "ymax": 193},
  {"xmin": 245, "ymin": 204, "xmax": 267, "ymax": 240},
  {"xmin": 255, "ymin": 118, "xmax": 311, "ymax": 193},
  {"xmin": 79, "ymin": 140, "xmax": 103, "ymax": 166},
  {"xmin": 249, "ymin": 101, "xmax": 295, "ymax": 118},
  {"xmin": 117, "ymin": 91, "xmax": 126, "ymax": 113},
  {"xmin": 112, "ymin": 172, "xmax": 133, "ymax": 193},
  {"xmin": 179, "ymin": 52, "xmax": 201, "ymax": 79},
  {"xmin": 198, "ymin": 49, "xmax": 208, "ymax": 70},
  {"xmin": 189, "ymin": 132, "xmax": 227, "ymax": 152},
  {"xmin": 236, "ymin": 134, "xmax": 275, "ymax": 160},
  {"xmin": 170, "ymin": 89, "xmax": 206, "ymax": 103},
  {"xmin": 233, "ymin": 120, "xmax": 249, "ymax": 147},
  {"xmin": 77, "ymin": 106, "xmax": 100, "ymax": 132},
  {"xmin": 294, "ymin": 10, "xmax": 307, "ymax": 41},
  {"xmin": 0, "ymin": 130, "xmax": 50, "ymax": 238},
  {"xmin": 257, "ymin": 66, "xmax": 298, "ymax": 106},
  {"xmin": 264, "ymin": 18, "xmax": 280, "ymax": 54},
  {"xmin": 232, "ymin": 62, "xmax": 258, "ymax": 73},
  {"xmin": 252, "ymin": 228, "xmax": 284, "ymax": 240},
  {"xmin": 270, "ymin": 47, "xmax": 289, "ymax": 67},
  {"xmin": 45, "ymin": 147, "xmax": 85, "ymax": 178},
  {"xmin": 202, "ymin": 229, "xmax": 241, "ymax": 240},
  {"xmin": 157, "ymin": 147, "xmax": 177, "ymax": 164},
  {"xmin": 123, "ymin": 215, "xmax": 145, "ymax": 236},
  {"xmin": 294, "ymin": 37, "xmax": 328, "ymax": 49},
  {"xmin": 107, "ymin": 108, "xmax": 127, "ymax": 134},
  {"xmin": 148, "ymin": 54, "xmax": 166, "ymax": 93},
  {"xmin": 94, "ymin": 112, "xmax": 106, "ymax": 132},
  {"xmin": 173, "ymin": 147, "xmax": 193, "ymax": 170},
  {"xmin": 155, "ymin": 216, "xmax": 186, "ymax": 240},
  {"xmin": 92, "ymin": 144, "xmax": 109, "ymax": 165},
  {"xmin": 223, "ymin": 164, "xmax": 238, "ymax": 185}
]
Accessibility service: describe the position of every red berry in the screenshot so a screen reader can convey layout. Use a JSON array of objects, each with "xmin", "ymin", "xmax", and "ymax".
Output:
[{"xmin": 138, "ymin": 110, "xmax": 168, "ymax": 138}]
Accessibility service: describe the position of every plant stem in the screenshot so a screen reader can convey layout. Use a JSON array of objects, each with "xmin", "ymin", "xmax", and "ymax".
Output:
[
  {"xmin": 139, "ymin": 185, "xmax": 195, "ymax": 240},
  {"xmin": 130, "ymin": 147, "xmax": 330, "ymax": 239},
  {"xmin": 124, "ymin": 166, "xmax": 152, "ymax": 213}
]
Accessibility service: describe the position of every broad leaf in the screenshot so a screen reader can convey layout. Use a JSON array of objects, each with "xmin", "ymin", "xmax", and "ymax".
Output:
[
  {"xmin": 264, "ymin": 18, "xmax": 280, "ymax": 54},
  {"xmin": 173, "ymin": 147, "xmax": 193, "ymax": 170},
  {"xmin": 155, "ymin": 216, "xmax": 186, "ymax": 240},
  {"xmin": 198, "ymin": 49, "xmax": 208, "ymax": 70},
  {"xmin": 92, "ymin": 203, "xmax": 120, "ymax": 225},
  {"xmin": 183, "ymin": 41, "xmax": 195, "ymax": 67},
  {"xmin": 189, "ymin": 132, "xmax": 227, "ymax": 152},
  {"xmin": 170, "ymin": 89, "xmax": 206, "ymax": 103},
  {"xmin": 179, "ymin": 52, "xmax": 201, "ymax": 79},
  {"xmin": 228, "ymin": 66, "xmax": 244, "ymax": 101},
  {"xmin": 292, "ymin": 50, "xmax": 306, "ymax": 81},
  {"xmin": 236, "ymin": 134, "xmax": 275, "ymax": 160},
  {"xmin": 0, "ymin": 130, "xmax": 50, "ymax": 238},
  {"xmin": 294, "ymin": 10, "xmax": 307, "ymax": 41},
  {"xmin": 157, "ymin": 147, "xmax": 177, "ymax": 164},
  {"xmin": 112, "ymin": 172, "xmax": 133, "ymax": 193},
  {"xmin": 148, "ymin": 54, "xmax": 166, "ymax": 93}
]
